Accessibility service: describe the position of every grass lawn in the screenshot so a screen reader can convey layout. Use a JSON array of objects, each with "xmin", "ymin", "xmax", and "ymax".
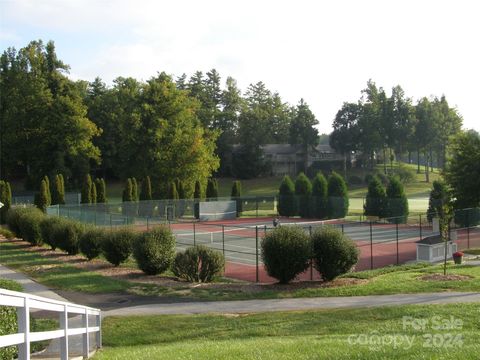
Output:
[
  {"xmin": 94, "ymin": 303, "xmax": 480, "ymax": 359},
  {"xmin": 2, "ymin": 239, "xmax": 480, "ymax": 301}
]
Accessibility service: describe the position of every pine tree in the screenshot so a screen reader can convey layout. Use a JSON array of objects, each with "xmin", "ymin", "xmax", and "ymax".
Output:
[
  {"xmin": 131, "ymin": 177, "xmax": 138, "ymax": 201},
  {"xmin": 206, "ymin": 178, "xmax": 218, "ymax": 199},
  {"xmin": 58, "ymin": 174, "xmax": 65, "ymax": 204},
  {"xmin": 426, "ymin": 180, "xmax": 448, "ymax": 222},
  {"xmin": 194, "ymin": 180, "xmax": 203, "ymax": 200},
  {"xmin": 122, "ymin": 178, "xmax": 133, "ymax": 202},
  {"xmin": 311, "ymin": 172, "xmax": 328, "ymax": 219},
  {"xmin": 168, "ymin": 181, "xmax": 179, "ymax": 200},
  {"xmin": 278, "ymin": 175, "xmax": 296, "ymax": 216},
  {"xmin": 81, "ymin": 174, "xmax": 93, "ymax": 204},
  {"xmin": 295, "ymin": 172, "xmax": 312, "ymax": 218},
  {"xmin": 364, "ymin": 176, "xmax": 387, "ymax": 218},
  {"xmin": 35, "ymin": 179, "xmax": 49, "ymax": 213},
  {"xmin": 43, "ymin": 175, "xmax": 51, "ymax": 206},
  {"xmin": 90, "ymin": 180, "xmax": 97, "ymax": 204},
  {"xmin": 327, "ymin": 171, "xmax": 349, "ymax": 219},
  {"xmin": 231, "ymin": 180, "xmax": 243, "ymax": 216},
  {"xmin": 385, "ymin": 177, "xmax": 409, "ymax": 223},
  {"xmin": 96, "ymin": 178, "xmax": 107, "ymax": 203},
  {"xmin": 140, "ymin": 176, "xmax": 152, "ymax": 201}
]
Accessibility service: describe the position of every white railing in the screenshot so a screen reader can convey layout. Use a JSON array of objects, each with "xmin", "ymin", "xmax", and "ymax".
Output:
[{"xmin": 0, "ymin": 288, "xmax": 101, "ymax": 360}]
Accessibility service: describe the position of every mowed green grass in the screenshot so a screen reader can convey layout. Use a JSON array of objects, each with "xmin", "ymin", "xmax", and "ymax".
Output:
[{"xmin": 94, "ymin": 304, "xmax": 480, "ymax": 360}]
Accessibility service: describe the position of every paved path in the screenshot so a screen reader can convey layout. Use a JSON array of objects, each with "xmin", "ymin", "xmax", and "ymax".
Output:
[{"xmin": 105, "ymin": 291, "xmax": 480, "ymax": 317}]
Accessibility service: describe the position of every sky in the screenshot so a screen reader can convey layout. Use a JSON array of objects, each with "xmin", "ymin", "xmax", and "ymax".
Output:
[{"xmin": 1, "ymin": 0, "xmax": 478, "ymax": 134}]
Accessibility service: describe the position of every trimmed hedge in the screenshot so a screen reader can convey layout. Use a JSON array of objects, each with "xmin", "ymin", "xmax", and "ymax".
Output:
[
  {"xmin": 133, "ymin": 226, "xmax": 176, "ymax": 275},
  {"xmin": 102, "ymin": 228, "xmax": 136, "ymax": 266},
  {"xmin": 79, "ymin": 226, "xmax": 105, "ymax": 260},
  {"xmin": 55, "ymin": 219, "xmax": 85, "ymax": 255},
  {"xmin": 277, "ymin": 175, "xmax": 296, "ymax": 217},
  {"xmin": 261, "ymin": 226, "xmax": 311, "ymax": 284},
  {"xmin": 18, "ymin": 207, "xmax": 45, "ymax": 245},
  {"xmin": 327, "ymin": 171, "xmax": 349, "ymax": 219},
  {"xmin": 172, "ymin": 245, "xmax": 225, "ymax": 282},
  {"xmin": 295, "ymin": 172, "xmax": 312, "ymax": 218},
  {"xmin": 311, "ymin": 226, "xmax": 359, "ymax": 281},
  {"xmin": 40, "ymin": 216, "xmax": 67, "ymax": 250}
]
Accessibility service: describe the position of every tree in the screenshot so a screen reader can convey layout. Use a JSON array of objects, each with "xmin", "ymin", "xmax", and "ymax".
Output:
[
  {"xmin": 90, "ymin": 180, "xmax": 97, "ymax": 204},
  {"xmin": 35, "ymin": 179, "xmax": 49, "ymax": 213},
  {"xmin": 364, "ymin": 176, "xmax": 386, "ymax": 218},
  {"xmin": 43, "ymin": 175, "xmax": 52, "ymax": 206},
  {"xmin": 52, "ymin": 174, "xmax": 65, "ymax": 205},
  {"xmin": 206, "ymin": 179, "xmax": 218, "ymax": 199},
  {"xmin": 295, "ymin": 172, "xmax": 312, "ymax": 218},
  {"xmin": 278, "ymin": 176, "xmax": 296, "ymax": 216},
  {"xmin": 327, "ymin": 172, "xmax": 349, "ymax": 219},
  {"xmin": 289, "ymin": 99, "xmax": 319, "ymax": 173},
  {"xmin": 194, "ymin": 180, "xmax": 204, "ymax": 200},
  {"xmin": 96, "ymin": 178, "xmax": 107, "ymax": 203},
  {"xmin": 131, "ymin": 177, "xmax": 138, "ymax": 201},
  {"xmin": 122, "ymin": 178, "xmax": 133, "ymax": 202},
  {"xmin": 167, "ymin": 182, "xmax": 179, "ymax": 200},
  {"xmin": 231, "ymin": 180, "xmax": 242, "ymax": 198},
  {"xmin": 311, "ymin": 172, "xmax": 328, "ymax": 219},
  {"xmin": 81, "ymin": 174, "xmax": 93, "ymax": 204},
  {"xmin": 444, "ymin": 130, "xmax": 480, "ymax": 211},
  {"xmin": 0, "ymin": 180, "xmax": 12, "ymax": 223},
  {"xmin": 140, "ymin": 176, "xmax": 152, "ymax": 201},
  {"xmin": 426, "ymin": 180, "xmax": 449, "ymax": 222},
  {"xmin": 385, "ymin": 177, "xmax": 409, "ymax": 222}
]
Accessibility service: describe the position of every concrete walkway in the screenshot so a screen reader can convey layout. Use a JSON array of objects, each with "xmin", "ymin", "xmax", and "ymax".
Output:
[{"xmin": 106, "ymin": 291, "xmax": 480, "ymax": 317}]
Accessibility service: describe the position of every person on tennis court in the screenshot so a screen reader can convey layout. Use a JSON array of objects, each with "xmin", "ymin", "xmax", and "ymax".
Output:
[{"xmin": 273, "ymin": 217, "xmax": 280, "ymax": 227}]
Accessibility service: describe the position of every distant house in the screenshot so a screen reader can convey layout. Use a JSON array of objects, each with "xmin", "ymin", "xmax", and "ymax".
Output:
[{"xmin": 231, "ymin": 144, "xmax": 347, "ymax": 176}]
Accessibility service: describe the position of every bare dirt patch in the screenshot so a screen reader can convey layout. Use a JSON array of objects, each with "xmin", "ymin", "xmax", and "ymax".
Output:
[{"xmin": 419, "ymin": 274, "xmax": 472, "ymax": 282}]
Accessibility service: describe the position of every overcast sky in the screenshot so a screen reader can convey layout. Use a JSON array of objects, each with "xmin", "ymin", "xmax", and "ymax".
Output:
[{"xmin": 1, "ymin": 0, "xmax": 478, "ymax": 134}]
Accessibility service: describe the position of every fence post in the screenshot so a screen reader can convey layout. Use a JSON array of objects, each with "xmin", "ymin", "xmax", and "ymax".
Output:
[
  {"xmin": 309, "ymin": 226, "xmax": 313, "ymax": 281},
  {"xmin": 256, "ymin": 197, "xmax": 259, "ymax": 218},
  {"xmin": 83, "ymin": 308, "xmax": 90, "ymax": 358},
  {"xmin": 222, "ymin": 225, "xmax": 225, "ymax": 256},
  {"xmin": 369, "ymin": 221, "xmax": 373, "ymax": 270},
  {"xmin": 255, "ymin": 226, "xmax": 259, "ymax": 283},
  {"xmin": 341, "ymin": 223, "xmax": 344, "ymax": 234},
  {"xmin": 147, "ymin": 216, "xmax": 149, "ymax": 231},
  {"xmin": 60, "ymin": 304, "xmax": 69, "ymax": 360},
  {"xmin": 396, "ymin": 221, "xmax": 399, "ymax": 265},
  {"xmin": 96, "ymin": 313, "xmax": 102, "ymax": 349},
  {"xmin": 193, "ymin": 223, "xmax": 196, "ymax": 246},
  {"xmin": 419, "ymin": 214, "xmax": 423, "ymax": 240},
  {"xmin": 467, "ymin": 211, "xmax": 470, "ymax": 249},
  {"xmin": 17, "ymin": 297, "xmax": 30, "ymax": 360},
  {"xmin": 110, "ymin": 214, "xmax": 112, "ymax": 231}
]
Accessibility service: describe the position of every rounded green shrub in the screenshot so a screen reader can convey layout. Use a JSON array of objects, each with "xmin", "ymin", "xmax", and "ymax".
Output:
[
  {"xmin": 6, "ymin": 207, "xmax": 34, "ymax": 236},
  {"xmin": 385, "ymin": 177, "xmax": 409, "ymax": 223},
  {"xmin": 133, "ymin": 226, "xmax": 176, "ymax": 275},
  {"xmin": 18, "ymin": 207, "xmax": 45, "ymax": 245},
  {"xmin": 40, "ymin": 216, "xmax": 67, "ymax": 250},
  {"xmin": 102, "ymin": 228, "xmax": 136, "ymax": 266},
  {"xmin": 261, "ymin": 226, "xmax": 311, "ymax": 284},
  {"xmin": 172, "ymin": 245, "xmax": 225, "ymax": 282},
  {"xmin": 79, "ymin": 226, "xmax": 105, "ymax": 260},
  {"xmin": 311, "ymin": 227, "xmax": 359, "ymax": 281},
  {"xmin": 56, "ymin": 219, "xmax": 84, "ymax": 255}
]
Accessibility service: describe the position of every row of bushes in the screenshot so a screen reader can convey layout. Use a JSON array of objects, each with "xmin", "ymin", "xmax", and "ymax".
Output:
[
  {"xmin": 364, "ymin": 176, "xmax": 409, "ymax": 222},
  {"xmin": 278, "ymin": 171, "xmax": 349, "ymax": 219},
  {"xmin": 262, "ymin": 226, "xmax": 359, "ymax": 284},
  {"xmin": 5, "ymin": 207, "xmax": 225, "ymax": 282}
]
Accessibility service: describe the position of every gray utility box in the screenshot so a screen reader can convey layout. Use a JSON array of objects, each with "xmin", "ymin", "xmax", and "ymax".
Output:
[{"xmin": 416, "ymin": 235, "xmax": 457, "ymax": 262}]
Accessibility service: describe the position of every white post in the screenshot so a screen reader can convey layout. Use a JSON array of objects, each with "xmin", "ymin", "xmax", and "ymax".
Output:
[
  {"xmin": 96, "ymin": 314, "xmax": 102, "ymax": 349},
  {"xmin": 17, "ymin": 296, "xmax": 30, "ymax": 360},
  {"xmin": 60, "ymin": 305, "xmax": 68, "ymax": 360},
  {"xmin": 83, "ymin": 308, "xmax": 89, "ymax": 358}
]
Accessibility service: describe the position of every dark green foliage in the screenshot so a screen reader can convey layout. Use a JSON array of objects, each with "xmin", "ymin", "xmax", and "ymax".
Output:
[
  {"xmin": 18, "ymin": 207, "xmax": 45, "ymax": 245},
  {"xmin": 0, "ymin": 180, "xmax": 12, "ymax": 223},
  {"xmin": 90, "ymin": 180, "xmax": 97, "ymax": 204},
  {"xmin": 385, "ymin": 177, "xmax": 409, "ymax": 223},
  {"xmin": 55, "ymin": 219, "xmax": 84, "ymax": 255},
  {"xmin": 327, "ymin": 171, "xmax": 349, "ymax": 219},
  {"xmin": 34, "ymin": 179, "xmax": 50, "ymax": 213},
  {"xmin": 133, "ymin": 226, "xmax": 176, "ymax": 275},
  {"xmin": 102, "ymin": 228, "xmax": 136, "ymax": 266},
  {"xmin": 52, "ymin": 174, "xmax": 65, "ymax": 205},
  {"xmin": 261, "ymin": 226, "xmax": 311, "ymax": 284},
  {"xmin": 364, "ymin": 176, "xmax": 386, "ymax": 218},
  {"xmin": 427, "ymin": 180, "xmax": 449, "ymax": 222},
  {"xmin": 393, "ymin": 164, "xmax": 415, "ymax": 184},
  {"xmin": 79, "ymin": 226, "xmax": 105, "ymax": 260},
  {"xmin": 231, "ymin": 180, "xmax": 242, "ymax": 197},
  {"xmin": 43, "ymin": 175, "xmax": 52, "ymax": 206},
  {"xmin": 172, "ymin": 245, "xmax": 225, "ymax": 282},
  {"xmin": 122, "ymin": 178, "xmax": 133, "ymax": 202},
  {"xmin": 81, "ymin": 174, "xmax": 93, "ymax": 204},
  {"xmin": 40, "ymin": 216, "xmax": 66, "ymax": 250},
  {"xmin": 277, "ymin": 175, "xmax": 296, "ymax": 217},
  {"xmin": 348, "ymin": 175, "xmax": 363, "ymax": 185},
  {"xmin": 131, "ymin": 177, "xmax": 139, "ymax": 201},
  {"xmin": 168, "ymin": 182, "xmax": 179, "ymax": 200},
  {"xmin": 175, "ymin": 179, "xmax": 186, "ymax": 199},
  {"xmin": 0, "ymin": 278, "xmax": 22, "ymax": 360},
  {"xmin": 194, "ymin": 180, "xmax": 204, "ymax": 200},
  {"xmin": 295, "ymin": 172, "xmax": 312, "ymax": 218},
  {"xmin": 96, "ymin": 178, "xmax": 107, "ymax": 203},
  {"xmin": 6, "ymin": 207, "xmax": 32, "ymax": 236},
  {"xmin": 206, "ymin": 178, "xmax": 218, "ymax": 199},
  {"xmin": 311, "ymin": 172, "xmax": 328, "ymax": 219},
  {"xmin": 140, "ymin": 176, "xmax": 153, "ymax": 200},
  {"xmin": 311, "ymin": 227, "xmax": 359, "ymax": 281},
  {"xmin": 374, "ymin": 172, "xmax": 389, "ymax": 186},
  {"xmin": 364, "ymin": 173, "xmax": 374, "ymax": 185}
]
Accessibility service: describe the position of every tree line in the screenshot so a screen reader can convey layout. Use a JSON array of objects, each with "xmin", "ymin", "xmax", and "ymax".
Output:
[{"xmin": 330, "ymin": 80, "xmax": 463, "ymax": 181}]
